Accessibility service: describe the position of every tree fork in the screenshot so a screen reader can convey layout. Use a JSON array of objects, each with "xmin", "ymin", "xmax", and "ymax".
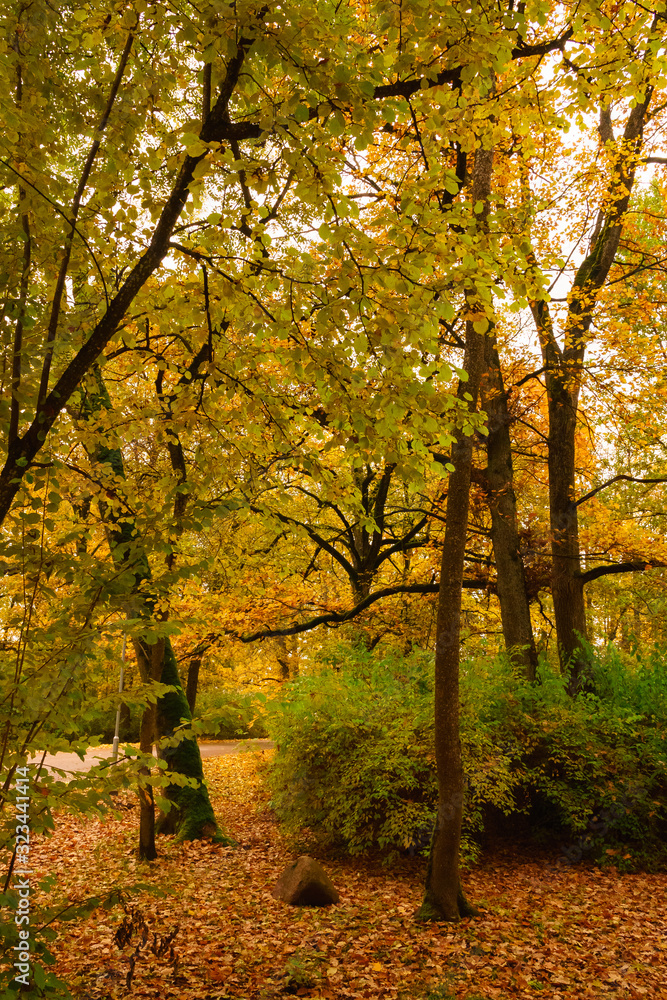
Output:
[
  {"xmin": 528, "ymin": 80, "xmax": 654, "ymax": 694},
  {"xmin": 133, "ymin": 639, "xmax": 224, "ymax": 842}
]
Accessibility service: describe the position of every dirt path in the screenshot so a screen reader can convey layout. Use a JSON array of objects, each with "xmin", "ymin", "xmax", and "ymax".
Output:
[{"xmin": 30, "ymin": 739, "xmax": 275, "ymax": 776}]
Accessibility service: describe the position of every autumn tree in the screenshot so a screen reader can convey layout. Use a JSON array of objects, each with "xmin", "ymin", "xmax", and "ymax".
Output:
[
  {"xmin": 4, "ymin": 0, "xmax": 667, "ymax": 942},
  {"xmin": 71, "ymin": 365, "xmax": 224, "ymax": 846},
  {"xmin": 517, "ymin": 12, "xmax": 667, "ymax": 690},
  {"xmin": 0, "ymin": 0, "xmax": 477, "ymax": 857}
]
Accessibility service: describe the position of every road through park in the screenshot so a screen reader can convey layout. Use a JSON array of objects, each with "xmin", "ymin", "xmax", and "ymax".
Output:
[{"xmin": 29, "ymin": 739, "xmax": 275, "ymax": 777}]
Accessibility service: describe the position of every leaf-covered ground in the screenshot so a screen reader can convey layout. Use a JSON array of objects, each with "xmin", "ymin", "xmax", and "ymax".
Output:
[{"xmin": 31, "ymin": 749, "xmax": 667, "ymax": 999}]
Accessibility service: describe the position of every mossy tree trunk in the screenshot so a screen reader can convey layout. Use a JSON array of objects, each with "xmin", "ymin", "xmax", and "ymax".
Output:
[
  {"xmin": 133, "ymin": 638, "xmax": 220, "ymax": 840},
  {"xmin": 79, "ymin": 366, "xmax": 228, "ymax": 843}
]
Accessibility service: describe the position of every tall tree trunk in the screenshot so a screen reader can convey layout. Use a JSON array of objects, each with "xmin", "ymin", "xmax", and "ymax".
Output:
[
  {"xmin": 482, "ymin": 338, "xmax": 538, "ymax": 680},
  {"xmin": 546, "ymin": 356, "xmax": 588, "ymax": 689},
  {"xmin": 417, "ymin": 147, "xmax": 492, "ymax": 922},
  {"xmin": 528, "ymin": 94, "xmax": 651, "ymax": 693},
  {"xmin": 78, "ymin": 367, "xmax": 228, "ymax": 842}
]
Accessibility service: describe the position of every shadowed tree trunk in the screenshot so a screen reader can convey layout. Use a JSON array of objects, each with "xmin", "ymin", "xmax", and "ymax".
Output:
[
  {"xmin": 482, "ymin": 335, "xmax": 538, "ymax": 680},
  {"xmin": 417, "ymin": 146, "xmax": 492, "ymax": 922},
  {"xmin": 137, "ymin": 640, "xmax": 162, "ymax": 861},
  {"xmin": 78, "ymin": 366, "xmax": 228, "ymax": 843},
  {"xmin": 186, "ymin": 657, "xmax": 201, "ymax": 715}
]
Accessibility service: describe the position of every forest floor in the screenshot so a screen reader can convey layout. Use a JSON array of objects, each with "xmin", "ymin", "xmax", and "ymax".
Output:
[{"xmin": 28, "ymin": 749, "xmax": 667, "ymax": 1000}]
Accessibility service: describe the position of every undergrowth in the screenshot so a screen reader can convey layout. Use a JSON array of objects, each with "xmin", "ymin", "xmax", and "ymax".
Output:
[{"xmin": 266, "ymin": 641, "xmax": 667, "ymax": 870}]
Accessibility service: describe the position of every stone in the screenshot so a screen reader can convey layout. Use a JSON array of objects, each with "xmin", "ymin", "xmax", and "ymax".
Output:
[{"xmin": 272, "ymin": 855, "xmax": 340, "ymax": 906}]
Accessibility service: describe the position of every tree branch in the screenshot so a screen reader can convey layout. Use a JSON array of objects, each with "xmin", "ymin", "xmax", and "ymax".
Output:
[
  {"xmin": 575, "ymin": 474, "xmax": 667, "ymax": 508},
  {"xmin": 578, "ymin": 561, "xmax": 665, "ymax": 584},
  {"xmin": 0, "ymin": 35, "xmax": 254, "ymax": 524},
  {"xmin": 38, "ymin": 23, "xmax": 137, "ymax": 405},
  {"xmin": 230, "ymin": 579, "xmax": 489, "ymax": 642},
  {"xmin": 246, "ymin": 504, "xmax": 356, "ymax": 578}
]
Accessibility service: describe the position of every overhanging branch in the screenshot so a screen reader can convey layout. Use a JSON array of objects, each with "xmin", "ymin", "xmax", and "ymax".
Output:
[
  {"xmin": 230, "ymin": 578, "xmax": 489, "ymax": 642},
  {"xmin": 575, "ymin": 474, "xmax": 667, "ymax": 507},
  {"xmin": 578, "ymin": 561, "xmax": 665, "ymax": 584}
]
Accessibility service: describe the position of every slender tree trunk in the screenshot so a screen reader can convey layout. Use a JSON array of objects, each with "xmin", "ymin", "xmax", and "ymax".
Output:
[
  {"xmin": 529, "ymin": 293, "xmax": 591, "ymax": 692},
  {"xmin": 276, "ymin": 634, "xmax": 299, "ymax": 682},
  {"xmin": 119, "ymin": 699, "xmax": 131, "ymax": 734},
  {"xmin": 137, "ymin": 773, "xmax": 156, "ymax": 861},
  {"xmin": 546, "ymin": 363, "xmax": 588, "ymax": 689},
  {"xmin": 186, "ymin": 657, "xmax": 201, "ymax": 714},
  {"xmin": 137, "ymin": 641, "xmax": 162, "ymax": 861},
  {"xmin": 482, "ymin": 338, "xmax": 538, "ymax": 680},
  {"xmin": 417, "ymin": 419, "xmax": 483, "ymax": 920},
  {"xmin": 417, "ymin": 147, "xmax": 492, "ymax": 922}
]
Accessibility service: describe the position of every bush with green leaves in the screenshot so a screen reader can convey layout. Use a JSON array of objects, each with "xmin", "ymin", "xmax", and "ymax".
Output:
[
  {"xmin": 266, "ymin": 642, "xmax": 667, "ymax": 869},
  {"xmin": 193, "ymin": 689, "xmax": 269, "ymax": 740},
  {"xmin": 266, "ymin": 645, "xmax": 439, "ymax": 856}
]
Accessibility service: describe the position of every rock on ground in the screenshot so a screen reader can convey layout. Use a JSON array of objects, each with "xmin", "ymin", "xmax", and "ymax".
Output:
[{"xmin": 272, "ymin": 855, "xmax": 340, "ymax": 906}]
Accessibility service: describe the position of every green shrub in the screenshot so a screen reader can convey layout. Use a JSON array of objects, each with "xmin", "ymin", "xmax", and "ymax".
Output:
[
  {"xmin": 266, "ymin": 644, "xmax": 518, "ymax": 863},
  {"xmin": 193, "ymin": 688, "xmax": 269, "ymax": 739},
  {"xmin": 266, "ymin": 646, "xmax": 434, "ymax": 855},
  {"xmin": 588, "ymin": 642, "xmax": 667, "ymax": 721},
  {"xmin": 265, "ymin": 642, "xmax": 667, "ymax": 869}
]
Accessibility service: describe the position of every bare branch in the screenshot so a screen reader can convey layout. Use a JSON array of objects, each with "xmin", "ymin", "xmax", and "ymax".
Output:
[
  {"xmin": 575, "ymin": 474, "xmax": 667, "ymax": 508},
  {"xmin": 578, "ymin": 561, "xmax": 666, "ymax": 584}
]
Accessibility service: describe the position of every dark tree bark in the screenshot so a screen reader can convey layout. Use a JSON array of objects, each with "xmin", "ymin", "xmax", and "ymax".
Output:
[
  {"xmin": 185, "ymin": 657, "xmax": 201, "ymax": 715},
  {"xmin": 482, "ymin": 337, "xmax": 538, "ymax": 680},
  {"xmin": 137, "ymin": 641, "xmax": 162, "ymax": 862},
  {"xmin": 529, "ymin": 91, "xmax": 652, "ymax": 694},
  {"xmin": 417, "ymin": 146, "xmax": 493, "ymax": 922}
]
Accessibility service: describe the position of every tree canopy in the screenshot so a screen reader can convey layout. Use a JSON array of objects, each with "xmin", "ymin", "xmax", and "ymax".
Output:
[{"xmin": 2, "ymin": 0, "xmax": 667, "ymax": 940}]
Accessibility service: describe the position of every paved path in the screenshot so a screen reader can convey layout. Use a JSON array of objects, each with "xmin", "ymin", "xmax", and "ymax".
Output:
[{"xmin": 30, "ymin": 739, "xmax": 274, "ymax": 777}]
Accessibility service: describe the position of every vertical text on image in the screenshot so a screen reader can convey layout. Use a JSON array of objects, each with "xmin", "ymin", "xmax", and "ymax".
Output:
[{"xmin": 13, "ymin": 766, "xmax": 32, "ymax": 987}]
